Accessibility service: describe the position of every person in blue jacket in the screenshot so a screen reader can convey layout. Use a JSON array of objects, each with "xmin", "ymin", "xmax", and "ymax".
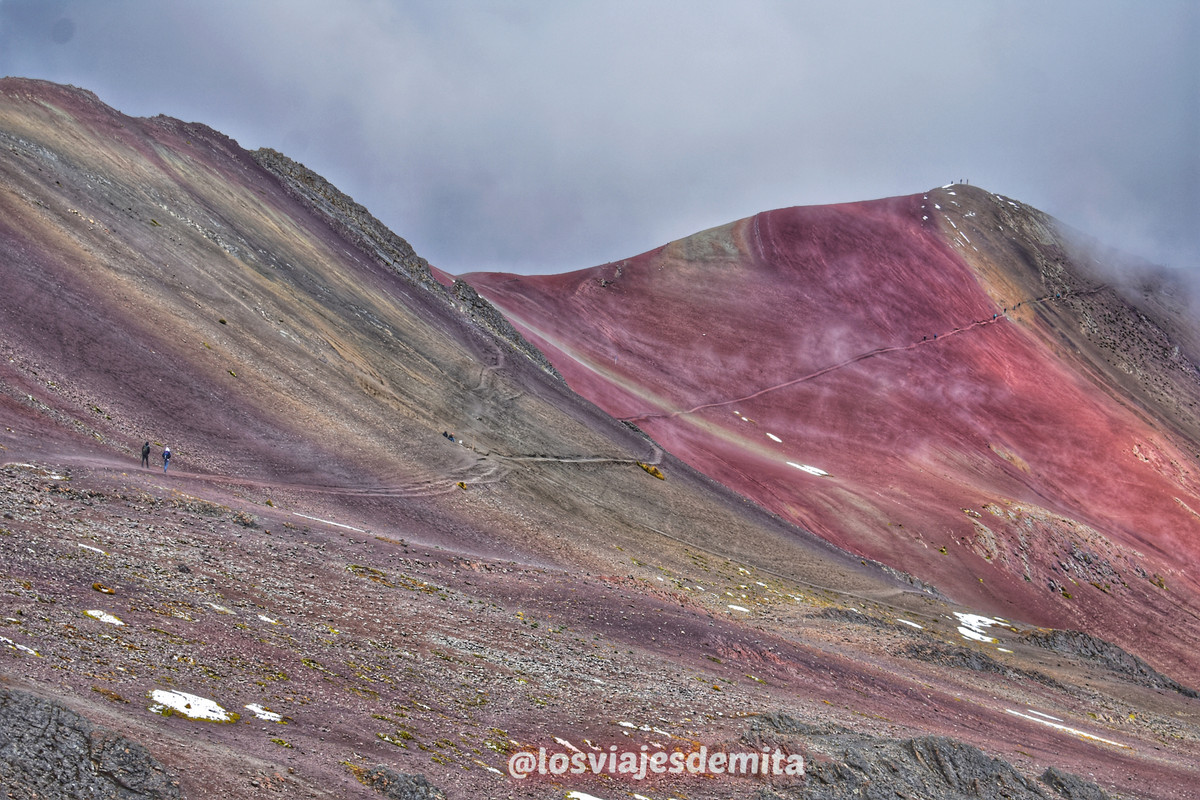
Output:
[{"xmin": 162, "ymin": 446, "xmax": 171, "ymax": 473}]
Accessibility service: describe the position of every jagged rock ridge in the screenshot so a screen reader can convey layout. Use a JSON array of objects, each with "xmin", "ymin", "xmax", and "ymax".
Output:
[{"xmin": 251, "ymin": 146, "xmax": 561, "ymax": 379}]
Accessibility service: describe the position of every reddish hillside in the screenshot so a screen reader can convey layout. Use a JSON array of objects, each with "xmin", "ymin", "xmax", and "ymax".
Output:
[{"xmin": 467, "ymin": 189, "xmax": 1200, "ymax": 679}]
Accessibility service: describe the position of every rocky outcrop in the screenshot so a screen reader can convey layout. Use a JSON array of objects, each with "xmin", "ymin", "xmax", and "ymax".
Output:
[
  {"xmin": 450, "ymin": 279, "xmax": 563, "ymax": 379},
  {"xmin": 1023, "ymin": 628, "xmax": 1198, "ymax": 697},
  {"xmin": 1041, "ymin": 766, "xmax": 1115, "ymax": 800},
  {"xmin": 0, "ymin": 687, "xmax": 179, "ymax": 799},
  {"xmin": 252, "ymin": 147, "xmax": 561, "ymax": 379},
  {"xmin": 347, "ymin": 764, "xmax": 446, "ymax": 800},
  {"xmin": 746, "ymin": 713, "xmax": 1115, "ymax": 800},
  {"xmin": 252, "ymin": 147, "xmax": 439, "ymax": 294},
  {"xmin": 899, "ymin": 641, "xmax": 1067, "ymax": 691}
]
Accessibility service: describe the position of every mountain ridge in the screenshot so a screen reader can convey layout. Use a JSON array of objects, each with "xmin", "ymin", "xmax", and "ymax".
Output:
[{"xmin": 2, "ymin": 77, "xmax": 1198, "ymax": 799}]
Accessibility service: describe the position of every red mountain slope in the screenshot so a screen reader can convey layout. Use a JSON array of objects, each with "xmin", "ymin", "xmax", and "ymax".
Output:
[{"xmin": 466, "ymin": 189, "xmax": 1200, "ymax": 679}]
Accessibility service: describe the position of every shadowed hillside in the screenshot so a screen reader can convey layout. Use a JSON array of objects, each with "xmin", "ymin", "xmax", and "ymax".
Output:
[{"xmin": 2, "ymin": 79, "xmax": 1198, "ymax": 799}]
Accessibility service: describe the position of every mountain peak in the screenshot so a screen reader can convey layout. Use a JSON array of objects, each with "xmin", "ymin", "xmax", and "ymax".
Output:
[{"xmin": 467, "ymin": 188, "xmax": 1200, "ymax": 679}]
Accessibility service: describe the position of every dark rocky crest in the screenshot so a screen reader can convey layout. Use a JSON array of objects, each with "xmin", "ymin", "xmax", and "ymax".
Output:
[
  {"xmin": 252, "ymin": 147, "xmax": 561, "ymax": 378},
  {"xmin": 0, "ymin": 687, "xmax": 180, "ymax": 800},
  {"xmin": 747, "ymin": 714, "xmax": 1115, "ymax": 800}
]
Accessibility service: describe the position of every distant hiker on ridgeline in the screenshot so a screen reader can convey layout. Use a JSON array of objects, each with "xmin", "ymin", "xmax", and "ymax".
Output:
[
  {"xmin": 141, "ymin": 441, "xmax": 150, "ymax": 468},
  {"xmin": 162, "ymin": 446, "xmax": 171, "ymax": 473}
]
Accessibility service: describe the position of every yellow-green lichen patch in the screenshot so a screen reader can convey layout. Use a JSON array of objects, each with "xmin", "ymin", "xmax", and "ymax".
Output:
[
  {"xmin": 376, "ymin": 730, "xmax": 414, "ymax": 748},
  {"xmin": 92, "ymin": 686, "xmax": 129, "ymax": 703},
  {"xmin": 347, "ymin": 564, "xmax": 394, "ymax": 586}
]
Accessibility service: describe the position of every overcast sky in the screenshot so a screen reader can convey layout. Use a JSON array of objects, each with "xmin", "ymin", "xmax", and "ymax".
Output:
[{"xmin": 1, "ymin": 1, "xmax": 1196, "ymax": 276}]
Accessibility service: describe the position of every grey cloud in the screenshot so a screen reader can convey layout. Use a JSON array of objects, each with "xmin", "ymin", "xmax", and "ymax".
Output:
[{"xmin": 1, "ymin": 0, "xmax": 1196, "ymax": 275}]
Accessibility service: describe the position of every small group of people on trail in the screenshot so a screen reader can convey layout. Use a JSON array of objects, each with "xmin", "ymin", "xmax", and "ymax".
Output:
[{"xmin": 141, "ymin": 441, "xmax": 171, "ymax": 473}]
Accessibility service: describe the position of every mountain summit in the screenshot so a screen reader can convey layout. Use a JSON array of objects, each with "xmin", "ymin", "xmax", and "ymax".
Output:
[
  {"xmin": 467, "ymin": 187, "xmax": 1200, "ymax": 673},
  {"xmin": 2, "ymin": 78, "xmax": 1198, "ymax": 799}
]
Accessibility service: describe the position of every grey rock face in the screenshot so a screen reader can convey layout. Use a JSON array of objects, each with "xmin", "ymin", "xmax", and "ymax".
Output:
[
  {"xmin": 746, "ymin": 713, "xmax": 1117, "ymax": 800},
  {"xmin": 1024, "ymin": 628, "xmax": 1198, "ymax": 697},
  {"xmin": 353, "ymin": 764, "xmax": 446, "ymax": 800},
  {"xmin": 0, "ymin": 687, "xmax": 179, "ymax": 800}
]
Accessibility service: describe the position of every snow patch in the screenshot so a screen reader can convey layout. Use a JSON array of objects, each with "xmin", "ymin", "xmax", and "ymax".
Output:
[
  {"xmin": 766, "ymin": 433, "xmax": 782, "ymax": 443},
  {"xmin": 787, "ymin": 462, "xmax": 829, "ymax": 476},
  {"xmin": 149, "ymin": 690, "xmax": 235, "ymax": 722},
  {"xmin": 1026, "ymin": 709, "xmax": 1063, "ymax": 722},
  {"xmin": 245, "ymin": 703, "xmax": 284, "ymax": 723},
  {"xmin": 77, "ymin": 543, "xmax": 108, "ymax": 555},
  {"xmin": 0, "ymin": 635, "xmax": 39, "ymax": 656},
  {"xmin": 727, "ymin": 604, "xmax": 751, "ymax": 612},
  {"xmin": 617, "ymin": 721, "xmax": 673, "ymax": 737},
  {"xmin": 473, "ymin": 759, "xmax": 504, "ymax": 775},
  {"xmin": 84, "ymin": 610, "xmax": 124, "ymax": 626},
  {"xmin": 293, "ymin": 512, "xmax": 366, "ymax": 532},
  {"xmin": 954, "ymin": 612, "xmax": 1002, "ymax": 643},
  {"xmin": 1004, "ymin": 709, "xmax": 1129, "ymax": 749},
  {"xmin": 897, "ymin": 619, "xmax": 924, "ymax": 629}
]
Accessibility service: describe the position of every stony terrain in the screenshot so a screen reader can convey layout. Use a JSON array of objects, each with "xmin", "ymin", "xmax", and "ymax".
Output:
[{"xmin": 1, "ymin": 78, "xmax": 1198, "ymax": 799}]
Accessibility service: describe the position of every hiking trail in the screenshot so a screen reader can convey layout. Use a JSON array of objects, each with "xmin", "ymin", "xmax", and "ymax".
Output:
[{"xmin": 623, "ymin": 287, "xmax": 1105, "ymax": 424}]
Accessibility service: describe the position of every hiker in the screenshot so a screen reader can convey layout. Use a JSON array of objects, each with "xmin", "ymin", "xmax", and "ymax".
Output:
[
  {"xmin": 162, "ymin": 446, "xmax": 171, "ymax": 473},
  {"xmin": 141, "ymin": 441, "xmax": 150, "ymax": 468}
]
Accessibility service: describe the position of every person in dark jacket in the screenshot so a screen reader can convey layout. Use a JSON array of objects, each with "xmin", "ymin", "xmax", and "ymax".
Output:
[
  {"xmin": 162, "ymin": 446, "xmax": 171, "ymax": 473},
  {"xmin": 141, "ymin": 441, "xmax": 151, "ymax": 468}
]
